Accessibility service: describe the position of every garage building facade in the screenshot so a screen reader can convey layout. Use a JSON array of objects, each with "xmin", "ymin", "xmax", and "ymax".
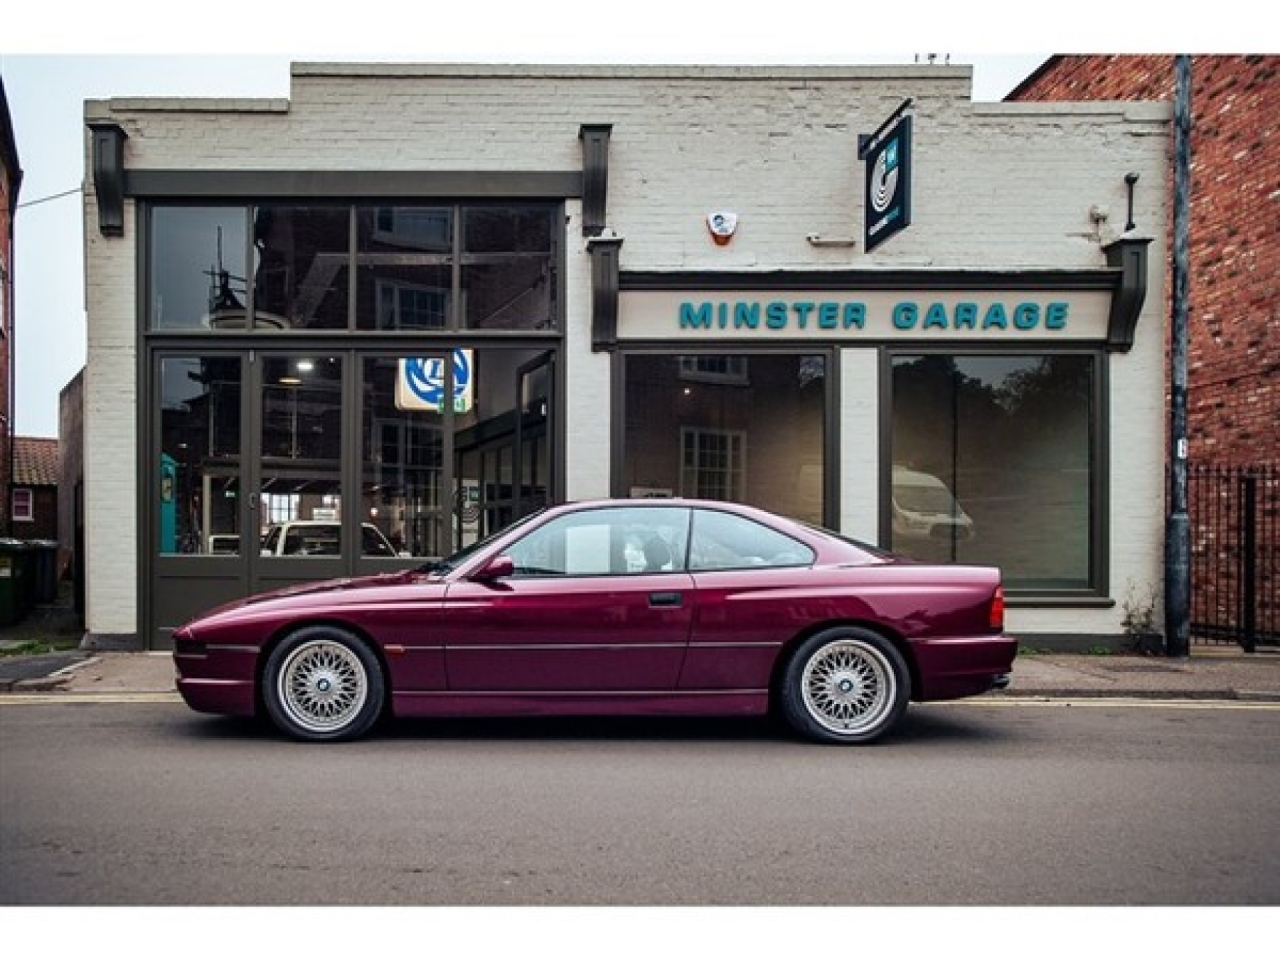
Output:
[{"xmin": 81, "ymin": 63, "xmax": 1170, "ymax": 650}]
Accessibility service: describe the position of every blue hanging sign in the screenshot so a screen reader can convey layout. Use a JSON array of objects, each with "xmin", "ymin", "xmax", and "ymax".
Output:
[{"xmin": 396, "ymin": 350, "xmax": 474, "ymax": 412}]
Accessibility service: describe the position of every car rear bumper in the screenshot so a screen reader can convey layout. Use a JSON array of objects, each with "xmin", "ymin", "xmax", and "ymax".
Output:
[{"xmin": 910, "ymin": 634, "xmax": 1018, "ymax": 701}]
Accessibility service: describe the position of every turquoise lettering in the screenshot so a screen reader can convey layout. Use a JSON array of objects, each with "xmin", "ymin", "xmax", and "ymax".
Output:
[
  {"xmin": 766, "ymin": 302, "xmax": 789, "ymax": 329},
  {"xmin": 793, "ymin": 301, "xmax": 815, "ymax": 329},
  {"xmin": 982, "ymin": 303, "xmax": 1008, "ymax": 330},
  {"xmin": 954, "ymin": 302, "xmax": 978, "ymax": 329},
  {"xmin": 734, "ymin": 302, "xmax": 761, "ymax": 329},
  {"xmin": 924, "ymin": 303, "xmax": 949, "ymax": 330},
  {"xmin": 818, "ymin": 302, "xmax": 840, "ymax": 329},
  {"xmin": 680, "ymin": 302, "xmax": 713, "ymax": 329},
  {"xmin": 893, "ymin": 302, "xmax": 918, "ymax": 330},
  {"xmin": 844, "ymin": 303, "xmax": 866, "ymax": 329},
  {"xmin": 1014, "ymin": 302, "xmax": 1039, "ymax": 330},
  {"xmin": 1046, "ymin": 301, "xmax": 1069, "ymax": 330}
]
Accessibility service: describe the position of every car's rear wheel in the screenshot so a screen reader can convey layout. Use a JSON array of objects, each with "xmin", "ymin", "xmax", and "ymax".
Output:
[
  {"xmin": 780, "ymin": 627, "xmax": 910, "ymax": 744},
  {"xmin": 263, "ymin": 626, "xmax": 384, "ymax": 742}
]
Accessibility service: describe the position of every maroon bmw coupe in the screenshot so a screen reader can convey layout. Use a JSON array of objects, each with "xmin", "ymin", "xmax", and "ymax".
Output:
[{"xmin": 174, "ymin": 499, "xmax": 1015, "ymax": 743}]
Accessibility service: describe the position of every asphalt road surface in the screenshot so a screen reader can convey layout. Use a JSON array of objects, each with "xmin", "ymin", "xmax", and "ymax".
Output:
[{"xmin": 2, "ymin": 698, "xmax": 1278, "ymax": 906}]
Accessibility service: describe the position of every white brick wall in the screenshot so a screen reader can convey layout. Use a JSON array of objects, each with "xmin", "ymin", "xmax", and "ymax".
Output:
[
  {"xmin": 82, "ymin": 188, "xmax": 138, "ymax": 637},
  {"xmin": 84, "ymin": 64, "xmax": 1170, "ymax": 640}
]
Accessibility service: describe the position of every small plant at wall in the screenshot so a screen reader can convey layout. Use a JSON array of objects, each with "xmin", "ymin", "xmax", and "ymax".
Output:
[{"xmin": 1121, "ymin": 581, "xmax": 1163, "ymax": 656}]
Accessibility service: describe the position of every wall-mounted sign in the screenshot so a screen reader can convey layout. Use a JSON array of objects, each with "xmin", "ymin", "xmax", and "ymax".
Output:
[
  {"xmin": 864, "ymin": 115, "xmax": 912, "ymax": 252},
  {"xmin": 396, "ymin": 350, "xmax": 474, "ymax": 412},
  {"xmin": 617, "ymin": 289, "xmax": 1113, "ymax": 342}
]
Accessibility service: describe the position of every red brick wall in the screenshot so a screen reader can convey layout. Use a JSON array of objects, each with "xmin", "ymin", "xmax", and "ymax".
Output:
[
  {"xmin": 1012, "ymin": 55, "xmax": 1279, "ymax": 468},
  {"xmin": 1, "ymin": 157, "xmax": 12, "ymax": 537}
]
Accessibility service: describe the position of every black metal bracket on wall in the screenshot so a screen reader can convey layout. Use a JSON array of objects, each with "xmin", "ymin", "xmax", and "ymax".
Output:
[
  {"xmin": 87, "ymin": 122, "xmax": 128, "ymax": 237},
  {"xmin": 588, "ymin": 235, "xmax": 624, "ymax": 351},
  {"xmin": 579, "ymin": 124, "xmax": 612, "ymax": 238},
  {"xmin": 1103, "ymin": 236, "xmax": 1153, "ymax": 352}
]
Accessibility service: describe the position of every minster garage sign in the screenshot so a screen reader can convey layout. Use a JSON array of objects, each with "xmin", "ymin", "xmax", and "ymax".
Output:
[{"xmin": 617, "ymin": 289, "xmax": 1113, "ymax": 342}]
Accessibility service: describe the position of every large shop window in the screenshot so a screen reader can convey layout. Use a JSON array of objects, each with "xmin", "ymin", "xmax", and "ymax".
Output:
[
  {"xmin": 622, "ymin": 354, "xmax": 827, "ymax": 525},
  {"xmin": 147, "ymin": 204, "xmax": 557, "ymax": 332},
  {"xmin": 158, "ymin": 356, "xmax": 243, "ymax": 554},
  {"xmin": 889, "ymin": 354, "xmax": 1098, "ymax": 592}
]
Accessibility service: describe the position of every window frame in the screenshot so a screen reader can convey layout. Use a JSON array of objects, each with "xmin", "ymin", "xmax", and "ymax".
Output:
[
  {"xmin": 882, "ymin": 346, "xmax": 1108, "ymax": 600},
  {"xmin": 12, "ymin": 487, "xmax": 34, "ymax": 523}
]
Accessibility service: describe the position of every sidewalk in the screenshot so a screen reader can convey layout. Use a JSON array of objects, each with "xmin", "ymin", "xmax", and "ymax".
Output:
[{"xmin": 2, "ymin": 647, "xmax": 1280, "ymax": 700}]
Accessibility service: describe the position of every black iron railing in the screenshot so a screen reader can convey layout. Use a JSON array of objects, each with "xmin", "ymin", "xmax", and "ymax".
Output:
[{"xmin": 1189, "ymin": 464, "xmax": 1278, "ymax": 650}]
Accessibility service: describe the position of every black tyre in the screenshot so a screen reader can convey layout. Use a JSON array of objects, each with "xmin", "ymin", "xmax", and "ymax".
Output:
[
  {"xmin": 262, "ymin": 626, "xmax": 385, "ymax": 742},
  {"xmin": 779, "ymin": 627, "xmax": 911, "ymax": 744}
]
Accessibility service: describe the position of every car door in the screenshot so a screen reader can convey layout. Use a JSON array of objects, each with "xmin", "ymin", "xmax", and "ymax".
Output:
[
  {"xmin": 443, "ymin": 505, "xmax": 694, "ymax": 691},
  {"xmin": 682, "ymin": 507, "xmax": 820, "ymax": 690}
]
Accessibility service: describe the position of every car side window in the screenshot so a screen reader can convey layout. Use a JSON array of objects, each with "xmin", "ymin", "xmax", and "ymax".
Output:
[
  {"xmin": 506, "ymin": 506, "xmax": 691, "ymax": 578},
  {"xmin": 689, "ymin": 510, "xmax": 816, "ymax": 571}
]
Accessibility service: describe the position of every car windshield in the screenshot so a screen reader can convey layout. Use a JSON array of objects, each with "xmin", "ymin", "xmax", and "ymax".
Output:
[{"xmin": 417, "ymin": 508, "xmax": 548, "ymax": 575}]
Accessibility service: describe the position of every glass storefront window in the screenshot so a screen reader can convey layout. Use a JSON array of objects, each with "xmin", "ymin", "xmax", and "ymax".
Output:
[
  {"xmin": 889, "ymin": 354, "xmax": 1096, "ymax": 591},
  {"xmin": 251, "ymin": 206, "xmax": 351, "ymax": 330},
  {"xmin": 623, "ymin": 354, "xmax": 827, "ymax": 525},
  {"xmin": 151, "ymin": 203, "xmax": 561, "ymax": 333},
  {"xmin": 361, "ymin": 357, "xmax": 447, "ymax": 558},
  {"xmin": 158, "ymin": 356, "xmax": 242, "ymax": 553},
  {"xmin": 355, "ymin": 206, "xmax": 453, "ymax": 331},
  {"xmin": 259, "ymin": 355, "xmax": 344, "ymax": 555},
  {"xmin": 461, "ymin": 206, "xmax": 555, "ymax": 330},
  {"xmin": 150, "ymin": 208, "xmax": 248, "ymax": 330}
]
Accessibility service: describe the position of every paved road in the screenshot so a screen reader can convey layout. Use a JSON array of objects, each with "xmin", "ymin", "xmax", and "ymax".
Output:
[{"xmin": 2, "ymin": 698, "xmax": 1278, "ymax": 906}]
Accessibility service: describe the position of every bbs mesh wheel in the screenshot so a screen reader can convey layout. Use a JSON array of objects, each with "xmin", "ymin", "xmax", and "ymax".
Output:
[
  {"xmin": 780, "ymin": 627, "xmax": 910, "ymax": 744},
  {"xmin": 263, "ymin": 626, "xmax": 384, "ymax": 742}
]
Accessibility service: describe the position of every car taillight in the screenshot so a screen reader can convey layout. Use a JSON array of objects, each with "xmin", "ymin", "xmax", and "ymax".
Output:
[{"xmin": 989, "ymin": 585, "xmax": 1005, "ymax": 631}]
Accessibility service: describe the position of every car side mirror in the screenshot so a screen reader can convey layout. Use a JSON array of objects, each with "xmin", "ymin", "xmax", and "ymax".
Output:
[{"xmin": 472, "ymin": 555, "xmax": 515, "ymax": 583}]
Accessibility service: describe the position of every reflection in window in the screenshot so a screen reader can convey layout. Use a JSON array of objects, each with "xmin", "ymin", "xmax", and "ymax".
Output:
[
  {"xmin": 462, "ymin": 206, "xmax": 554, "ymax": 330},
  {"xmin": 890, "ymin": 354, "xmax": 1096, "ymax": 590},
  {"xmin": 158, "ymin": 356, "xmax": 242, "ymax": 553},
  {"xmin": 682, "ymin": 428, "xmax": 745, "ymax": 501},
  {"xmin": 150, "ymin": 208, "xmax": 248, "ymax": 330},
  {"xmin": 152, "ymin": 203, "xmax": 561, "ymax": 333},
  {"xmin": 362, "ymin": 358, "xmax": 446, "ymax": 558},
  {"xmin": 252, "ymin": 206, "xmax": 350, "ymax": 330},
  {"xmin": 623, "ymin": 354, "xmax": 826, "ymax": 524},
  {"xmin": 358, "ymin": 206, "xmax": 452, "ymax": 331},
  {"xmin": 259, "ymin": 355, "xmax": 344, "ymax": 554}
]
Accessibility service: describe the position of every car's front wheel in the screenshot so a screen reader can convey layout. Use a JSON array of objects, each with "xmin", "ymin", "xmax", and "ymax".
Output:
[
  {"xmin": 262, "ymin": 626, "xmax": 384, "ymax": 741},
  {"xmin": 779, "ymin": 627, "xmax": 910, "ymax": 744}
]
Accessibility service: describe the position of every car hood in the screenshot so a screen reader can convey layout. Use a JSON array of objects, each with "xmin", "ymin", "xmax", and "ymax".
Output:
[{"xmin": 189, "ymin": 568, "xmax": 429, "ymax": 622}]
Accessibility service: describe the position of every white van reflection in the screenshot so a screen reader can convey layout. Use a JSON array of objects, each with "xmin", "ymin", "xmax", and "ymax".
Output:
[{"xmin": 891, "ymin": 466, "xmax": 975, "ymax": 543}]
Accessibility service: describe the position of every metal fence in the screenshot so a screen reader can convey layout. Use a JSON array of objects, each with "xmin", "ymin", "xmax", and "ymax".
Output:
[{"xmin": 1189, "ymin": 464, "xmax": 1278, "ymax": 650}]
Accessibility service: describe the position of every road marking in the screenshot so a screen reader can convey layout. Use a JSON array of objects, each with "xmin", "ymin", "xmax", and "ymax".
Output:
[
  {"xmin": 0, "ymin": 692, "xmax": 183, "ymax": 705},
  {"xmin": 946, "ymin": 697, "xmax": 1280, "ymax": 712}
]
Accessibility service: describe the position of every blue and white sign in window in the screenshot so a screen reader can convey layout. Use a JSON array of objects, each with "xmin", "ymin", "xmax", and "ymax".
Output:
[{"xmin": 396, "ymin": 350, "xmax": 474, "ymax": 413}]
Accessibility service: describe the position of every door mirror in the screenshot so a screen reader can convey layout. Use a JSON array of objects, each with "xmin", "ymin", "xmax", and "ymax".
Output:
[{"xmin": 472, "ymin": 554, "xmax": 515, "ymax": 583}]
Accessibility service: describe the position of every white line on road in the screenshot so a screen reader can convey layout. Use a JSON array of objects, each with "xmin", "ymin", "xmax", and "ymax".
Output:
[
  {"xmin": 946, "ymin": 697, "xmax": 1280, "ymax": 711},
  {"xmin": 0, "ymin": 692, "xmax": 183, "ymax": 705}
]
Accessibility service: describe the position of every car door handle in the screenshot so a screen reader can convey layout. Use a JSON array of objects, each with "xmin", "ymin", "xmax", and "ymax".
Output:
[{"xmin": 649, "ymin": 592, "xmax": 683, "ymax": 608}]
